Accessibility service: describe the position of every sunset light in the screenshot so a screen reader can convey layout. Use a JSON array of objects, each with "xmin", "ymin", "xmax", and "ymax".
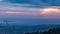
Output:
[{"xmin": 41, "ymin": 7, "xmax": 60, "ymax": 15}]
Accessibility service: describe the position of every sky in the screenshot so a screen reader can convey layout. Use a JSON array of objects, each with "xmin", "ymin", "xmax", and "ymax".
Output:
[{"xmin": 0, "ymin": 0, "xmax": 60, "ymax": 25}]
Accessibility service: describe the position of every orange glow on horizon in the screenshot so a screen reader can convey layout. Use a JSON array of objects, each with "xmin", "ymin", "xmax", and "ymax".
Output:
[{"xmin": 40, "ymin": 6, "xmax": 60, "ymax": 15}]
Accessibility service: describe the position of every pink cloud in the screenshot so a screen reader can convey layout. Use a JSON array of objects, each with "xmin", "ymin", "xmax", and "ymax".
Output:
[{"xmin": 0, "ymin": 6, "xmax": 60, "ymax": 18}]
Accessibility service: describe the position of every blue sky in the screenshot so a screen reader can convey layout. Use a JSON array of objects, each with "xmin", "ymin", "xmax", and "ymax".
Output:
[
  {"xmin": 0, "ymin": 0, "xmax": 60, "ymax": 9},
  {"xmin": 3, "ymin": 0, "xmax": 60, "ymax": 7},
  {"xmin": 0, "ymin": 0, "xmax": 60, "ymax": 25}
]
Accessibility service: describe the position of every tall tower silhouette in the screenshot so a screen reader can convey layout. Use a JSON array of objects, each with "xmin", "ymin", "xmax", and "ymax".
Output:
[
  {"xmin": 3, "ymin": 20, "xmax": 9, "ymax": 26},
  {"xmin": 3, "ymin": 19, "xmax": 9, "ymax": 34}
]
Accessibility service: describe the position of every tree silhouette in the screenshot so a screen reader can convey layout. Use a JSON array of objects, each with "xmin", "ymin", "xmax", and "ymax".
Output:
[{"xmin": 25, "ymin": 28, "xmax": 60, "ymax": 34}]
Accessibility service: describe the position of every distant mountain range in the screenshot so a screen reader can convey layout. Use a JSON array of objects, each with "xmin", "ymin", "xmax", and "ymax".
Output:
[{"xmin": 0, "ymin": 24, "xmax": 60, "ymax": 34}]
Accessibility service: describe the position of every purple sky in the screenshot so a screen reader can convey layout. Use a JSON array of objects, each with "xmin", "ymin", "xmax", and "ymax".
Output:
[{"xmin": 0, "ymin": 0, "xmax": 60, "ymax": 25}]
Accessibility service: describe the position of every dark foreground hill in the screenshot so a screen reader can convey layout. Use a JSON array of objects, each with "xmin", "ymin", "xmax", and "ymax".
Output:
[{"xmin": 25, "ymin": 28, "xmax": 60, "ymax": 34}]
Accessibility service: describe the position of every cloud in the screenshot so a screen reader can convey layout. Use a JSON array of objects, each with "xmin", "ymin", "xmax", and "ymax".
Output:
[
  {"xmin": 0, "ymin": 0, "xmax": 60, "ymax": 18},
  {"xmin": 0, "ymin": 2, "xmax": 40, "ymax": 17},
  {"xmin": 0, "ymin": 0, "xmax": 60, "ymax": 8},
  {"xmin": 3, "ymin": 0, "xmax": 60, "ymax": 6},
  {"xmin": 2, "ymin": 0, "xmax": 50, "ymax": 8},
  {"xmin": 0, "ymin": 0, "xmax": 60, "ymax": 25},
  {"xmin": 0, "ymin": 6, "xmax": 60, "ymax": 18}
]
